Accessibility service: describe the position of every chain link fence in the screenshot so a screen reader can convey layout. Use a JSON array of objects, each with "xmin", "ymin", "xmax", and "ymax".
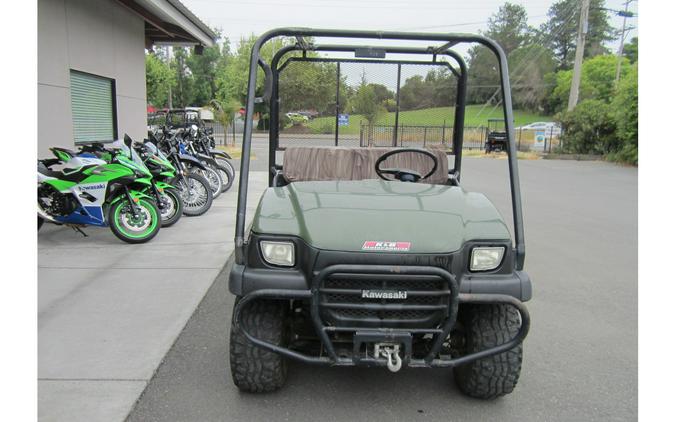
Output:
[{"xmin": 273, "ymin": 58, "xmax": 561, "ymax": 153}]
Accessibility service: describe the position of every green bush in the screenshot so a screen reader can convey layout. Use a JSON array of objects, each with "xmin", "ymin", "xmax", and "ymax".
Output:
[
  {"xmin": 281, "ymin": 114, "xmax": 308, "ymax": 129},
  {"xmin": 311, "ymin": 120, "xmax": 334, "ymax": 135},
  {"xmin": 550, "ymin": 55, "xmax": 631, "ymax": 112},
  {"xmin": 610, "ymin": 64, "xmax": 638, "ymax": 165},
  {"xmin": 559, "ymin": 99, "xmax": 618, "ymax": 154}
]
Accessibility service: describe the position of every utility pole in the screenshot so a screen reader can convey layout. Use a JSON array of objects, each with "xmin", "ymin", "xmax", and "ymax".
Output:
[
  {"xmin": 614, "ymin": 0, "xmax": 636, "ymax": 86},
  {"xmin": 177, "ymin": 52, "xmax": 184, "ymax": 108},
  {"xmin": 568, "ymin": 0, "xmax": 590, "ymax": 111},
  {"xmin": 166, "ymin": 46, "xmax": 173, "ymax": 109}
]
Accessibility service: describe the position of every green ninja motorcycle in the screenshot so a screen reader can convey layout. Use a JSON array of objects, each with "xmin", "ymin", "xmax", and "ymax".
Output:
[
  {"xmin": 37, "ymin": 136, "xmax": 162, "ymax": 243},
  {"xmin": 63, "ymin": 137, "xmax": 184, "ymax": 228}
]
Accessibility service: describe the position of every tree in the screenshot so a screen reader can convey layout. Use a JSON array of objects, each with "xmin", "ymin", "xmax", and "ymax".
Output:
[
  {"xmin": 484, "ymin": 2, "xmax": 532, "ymax": 55},
  {"xmin": 509, "ymin": 44, "xmax": 556, "ymax": 110},
  {"xmin": 278, "ymin": 61, "xmax": 343, "ymax": 116},
  {"xmin": 209, "ymin": 98, "xmax": 241, "ymax": 144},
  {"xmin": 145, "ymin": 50, "xmax": 174, "ymax": 108},
  {"xmin": 623, "ymin": 37, "xmax": 638, "ymax": 64},
  {"xmin": 186, "ymin": 39, "xmax": 225, "ymax": 106},
  {"xmin": 540, "ymin": 0, "xmax": 615, "ymax": 69},
  {"xmin": 399, "ymin": 75, "xmax": 430, "ymax": 110},
  {"xmin": 170, "ymin": 47, "xmax": 194, "ymax": 108},
  {"xmin": 559, "ymin": 99, "xmax": 617, "ymax": 154},
  {"xmin": 425, "ymin": 68, "xmax": 456, "ymax": 109},
  {"xmin": 467, "ymin": 3, "xmax": 533, "ymax": 104},
  {"xmin": 610, "ymin": 63, "xmax": 637, "ymax": 164},
  {"xmin": 215, "ymin": 35, "xmax": 291, "ymax": 106},
  {"xmin": 349, "ymin": 78, "xmax": 385, "ymax": 125},
  {"xmin": 550, "ymin": 54, "xmax": 630, "ymax": 111},
  {"xmin": 369, "ymin": 83, "xmax": 395, "ymax": 105}
]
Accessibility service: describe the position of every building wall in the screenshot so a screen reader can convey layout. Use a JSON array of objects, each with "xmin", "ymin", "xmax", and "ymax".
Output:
[{"xmin": 38, "ymin": 0, "xmax": 147, "ymax": 157}]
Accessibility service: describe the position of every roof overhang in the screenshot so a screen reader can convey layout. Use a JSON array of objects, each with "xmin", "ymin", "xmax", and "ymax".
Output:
[{"xmin": 116, "ymin": 0, "xmax": 217, "ymax": 48}]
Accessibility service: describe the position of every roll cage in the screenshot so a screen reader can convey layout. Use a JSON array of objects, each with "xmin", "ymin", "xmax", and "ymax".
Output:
[{"xmin": 234, "ymin": 28, "xmax": 525, "ymax": 271}]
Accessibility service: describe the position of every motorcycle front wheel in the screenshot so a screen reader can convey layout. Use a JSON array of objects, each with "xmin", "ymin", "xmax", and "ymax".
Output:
[
  {"xmin": 176, "ymin": 173, "xmax": 213, "ymax": 217},
  {"xmin": 108, "ymin": 197, "xmax": 161, "ymax": 244},
  {"xmin": 214, "ymin": 157, "xmax": 235, "ymax": 192},
  {"xmin": 192, "ymin": 166, "xmax": 223, "ymax": 199},
  {"xmin": 157, "ymin": 188, "xmax": 183, "ymax": 227}
]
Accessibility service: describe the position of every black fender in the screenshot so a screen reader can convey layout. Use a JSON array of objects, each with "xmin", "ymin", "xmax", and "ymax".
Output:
[
  {"xmin": 177, "ymin": 154, "xmax": 207, "ymax": 171},
  {"xmin": 209, "ymin": 149, "xmax": 232, "ymax": 160},
  {"xmin": 195, "ymin": 153, "xmax": 219, "ymax": 168},
  {"xmin": 196, "ymin": 153, "xmax": 230, "ymax": 174}
]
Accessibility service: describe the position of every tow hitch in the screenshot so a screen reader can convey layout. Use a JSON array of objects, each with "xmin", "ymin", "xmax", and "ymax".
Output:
[{"xmin": 375, "ymin": 343, "xmax": 403, "ymax": 372}]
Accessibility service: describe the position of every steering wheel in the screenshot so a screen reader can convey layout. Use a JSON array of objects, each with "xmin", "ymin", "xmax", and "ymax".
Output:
[{"xmin": 375, "ymin": 148, "xmax": 439, "ymax": 183}]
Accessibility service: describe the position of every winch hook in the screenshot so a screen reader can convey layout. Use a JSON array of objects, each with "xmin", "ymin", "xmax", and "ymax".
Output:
[{"xmin": 384, "ymin": 348, "xmax": 402, "ymax": 373}]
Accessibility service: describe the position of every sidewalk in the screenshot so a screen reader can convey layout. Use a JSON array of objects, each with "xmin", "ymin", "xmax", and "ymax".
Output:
[{"xmin": 38, "ymin": 172, "xmax": 267, "ymax": 422}]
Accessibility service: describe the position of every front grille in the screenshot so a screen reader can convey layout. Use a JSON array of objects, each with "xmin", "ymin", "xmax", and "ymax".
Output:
[{"xmin": 319, "ymin": 273, "xmax": 451, "ymax": 329}]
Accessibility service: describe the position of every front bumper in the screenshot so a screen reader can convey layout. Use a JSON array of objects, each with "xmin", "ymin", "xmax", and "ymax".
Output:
[
  {"xmin": 229, "ymin": 263, "xmax": 533, "ymax": 301},
  {"xmin": 232, "ymin": 264, "xmax": 530, "ymax": 369}
]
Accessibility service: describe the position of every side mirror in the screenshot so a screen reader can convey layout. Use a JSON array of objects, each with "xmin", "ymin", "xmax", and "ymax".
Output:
[{"xmin": 123, "ymin": 134, "xmax": 133, "ymax": 158}]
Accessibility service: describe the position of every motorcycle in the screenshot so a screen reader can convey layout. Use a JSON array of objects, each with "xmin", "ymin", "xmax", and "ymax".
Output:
[
  {"xmin": 190, "ymin": 125, "xmax": 236, "ymax": 192},
  {"xmin": 37, "ymin": 135, "xmax": 162, "ymax": 243},
  {"xmin": 152, "ymin": 129, "xmax": 214, "ymax": 217},
  {"xmin": 63, "ymin": 138, "xmax": 185, "ymax": 228},
  {"xmin": 174, "ymin": 125, "xmax": 232, "ymax": 198},
  {"xmin": 134, "ymin": 140, "xmax": 184, "ymax": 227}
]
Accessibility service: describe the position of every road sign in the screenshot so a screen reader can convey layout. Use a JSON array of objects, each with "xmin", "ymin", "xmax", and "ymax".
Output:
[
  {"xmin": 534, "ymin": 131, "xmax": 546, "ymax": 150},
  {"xmin": 338, "ymin": 114, "xmax": 349, "ymax": 126}
]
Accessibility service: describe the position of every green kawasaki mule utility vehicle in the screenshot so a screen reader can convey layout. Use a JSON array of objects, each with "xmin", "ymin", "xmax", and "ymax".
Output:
[{"xmin": 229, "ymin": 28, "xmax": 531, "ymax": 399}]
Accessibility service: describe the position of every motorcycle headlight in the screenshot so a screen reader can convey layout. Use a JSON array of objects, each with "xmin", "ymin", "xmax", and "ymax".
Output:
[
  {"xmin": 260, "ymin": 241, "xmax": 295, "ymax": 267},
  {"xmin": 470, "ymin": 246, "xmax": 505, "ymax": 271}
]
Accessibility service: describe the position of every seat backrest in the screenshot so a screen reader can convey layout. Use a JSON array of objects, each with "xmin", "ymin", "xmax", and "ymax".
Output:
[{"xmin": 282, "ymin": 146, "xmax": 448, "ymax": 185}]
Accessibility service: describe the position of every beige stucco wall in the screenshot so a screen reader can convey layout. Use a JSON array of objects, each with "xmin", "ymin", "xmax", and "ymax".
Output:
[{"xmin": 38, "ymin": 0, "xmax": 147, "ymax": 158}]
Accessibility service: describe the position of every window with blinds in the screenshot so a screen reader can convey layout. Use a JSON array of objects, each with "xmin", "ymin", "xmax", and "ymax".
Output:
[{"xmin": 70, "ymin": 71, "xmax": 117, "ymax": 143}]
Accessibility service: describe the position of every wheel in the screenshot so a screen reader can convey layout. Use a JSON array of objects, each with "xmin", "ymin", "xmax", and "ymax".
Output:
[
  {"xmin": 453, "ymin": 304, "xmax": 523, "ymax": 399},
  {"xmin": 214, "ymin": 157, "xmax": 235, "ymax": 192},
  {"xmin": 108, "ymin": 197, "xmax": 161, "ymax": 244},
  {"xmin": 214, "ymin": 161, "xmax": 234, "ymax": 193},
  {"xmin": 230, "ymin": 299, "xmax": 289, "ymax": 393},
  {"xmin": 193, "ymin": 166, "xmax": 222, "ymax": 199},
  {"xmin": 176, "ymin": 174, "xmax": 213, "ymax": 217},
  {"xmin": 38, "ymin": 216, "xmax": 44, "ymax": 231},
  {"xmin": 157, "ymin": 188, "xmax": 183, "ymax": 227}
]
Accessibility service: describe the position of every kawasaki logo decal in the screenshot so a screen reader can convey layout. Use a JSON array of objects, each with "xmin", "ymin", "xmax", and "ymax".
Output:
[
  {"xmin": 81, "ymin": 183, "xmax": 106, "ymax": 190},
  {"xmin": 361, "ymin": 290, "xmax": 408, "ymax": 300},
  {"xmin": 361, "ymin": 241, "xmax": 411, "ymax": 252}
]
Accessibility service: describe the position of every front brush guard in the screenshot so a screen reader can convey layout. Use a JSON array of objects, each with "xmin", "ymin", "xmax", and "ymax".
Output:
[{"xmin": 232, "ymin": 264, "xmax": 530, "ymax": 369}]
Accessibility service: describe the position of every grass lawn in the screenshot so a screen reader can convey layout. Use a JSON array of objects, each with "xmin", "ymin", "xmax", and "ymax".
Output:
[
  {"xmin": 215, "ymin": 145, "xmax": 252, "ymax": 159},
  {"xmin": 306, "ymin": 105, "xmax": 552, "ymax": 135}
]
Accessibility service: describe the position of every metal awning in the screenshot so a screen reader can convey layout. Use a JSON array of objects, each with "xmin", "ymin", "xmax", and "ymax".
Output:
[{"xmin": 116, "ymin": 0, "xmax": 217, "ymax": 48}]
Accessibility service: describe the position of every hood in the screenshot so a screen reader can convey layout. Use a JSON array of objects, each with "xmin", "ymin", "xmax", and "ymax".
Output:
[{"xmin": 250, "ymin": 180, "xmax": 511, "ymax": 253}]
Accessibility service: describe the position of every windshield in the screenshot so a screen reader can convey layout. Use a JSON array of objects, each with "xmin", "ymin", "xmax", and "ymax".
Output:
[
  {"xmin": 111, "ymin": 139, "xmax": 150, "ymax": 174},
  {"xmin": 144, "ymin": 142, "xmax": 169, "ymax": 161}
]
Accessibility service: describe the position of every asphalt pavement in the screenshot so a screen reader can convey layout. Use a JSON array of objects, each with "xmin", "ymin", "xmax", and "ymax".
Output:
[{"xmin": 126, "ymin": 157, "xmax": 637, "ymax": 422}]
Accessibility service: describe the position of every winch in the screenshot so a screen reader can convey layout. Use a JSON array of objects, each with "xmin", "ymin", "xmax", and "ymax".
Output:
[{"xmin": 375, "ymin": 343, "xmax": 403, "ymax": 373}]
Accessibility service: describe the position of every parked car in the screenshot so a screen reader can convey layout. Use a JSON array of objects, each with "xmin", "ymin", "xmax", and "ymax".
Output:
[
  {"xmin": 297, "ymin": 110, "xmax": 319, "ymax": 119},
  {"xmin": 285, "ymin": 112, "xmax": 310, "ymax": 122},
  {"xmin": 517, "ymin": 121, "xmax": 561, "ymax": 135}
]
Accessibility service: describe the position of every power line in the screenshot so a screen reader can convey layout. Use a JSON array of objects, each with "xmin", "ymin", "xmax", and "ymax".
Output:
[
  {"xmin": 614, "ymin": 0, "xmax": 637, "ymax": 85},
  {"xmin": 392, "ymin": 15, "xmax": 549, "ymax": 32},
  {"xmin": 474, "ymin": 0, "xmax": 579, "ymax": 119}
]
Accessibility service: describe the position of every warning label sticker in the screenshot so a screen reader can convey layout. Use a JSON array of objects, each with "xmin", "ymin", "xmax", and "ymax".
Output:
[{"xmin": 361, "ymin": 241, "xmax": 412, "ymax": 252}]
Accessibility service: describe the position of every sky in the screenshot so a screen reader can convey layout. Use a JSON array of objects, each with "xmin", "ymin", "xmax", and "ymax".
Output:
[
  {"xmin": 181, "ymin": 0, "xmax": 637, "ymax": 90},
  {"xmin": 182, "ymin": 0, "xmax": 638, "ymax": 53}
]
